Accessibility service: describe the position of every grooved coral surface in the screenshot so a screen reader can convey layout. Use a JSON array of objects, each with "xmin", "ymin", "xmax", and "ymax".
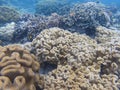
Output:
[
  {"xmin": 31, "ymin": 27, "xmax": 97, "ymax": 65},
  {"xmin": 94, "ymin": 26, "xmax": 120, "ymax": 77},
  {"xmin": 42, "ymin": 63, "xmax": 120, "ymax": 90},
  {"xmin": 95, "ymin": 26, "xmax": 120, "ymax": 44},
  {"xmin": 0, "ymin": 45, "xmax": 40, "ymax": 90}
]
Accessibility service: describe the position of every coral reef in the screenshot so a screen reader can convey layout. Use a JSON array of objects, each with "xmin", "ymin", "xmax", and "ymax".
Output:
[
  {"xmin": 31, "ymin": 27, "xmax": 97, "ymax": 65},
  {"xmin": 35, "ymin": 0, "xmax": 71, "ymax": 16},
  {"xmin": 61, "ymin": 2, "xmax": 112, "ymax": 34},
  {"xmin": 0, "ymin": 45, "xmax": 40, "ymax": 90},
  {"xmin": 95, "ymin": 26, "xmax": 120, "ymax": 43},
  {"xmin": 30, "ymin": 27, "xmax": 120, "ymax": 90},
  {"xmin": 13, "ymin": 14, "xmax": 62, "ymax": 43},
  {"xmin": 0, "ymin": 1, "xmax": 120, "ymax": 90},
  {"xmin": 0, "ymin": 6, "xmax": 20, "ymax": 24},
  {"xmin": 42, "ymin": 63, "xmax": 120, "ymax": 90},
  {"xmin": 94, "ymin": 26, "xmax": 120, "ymax": 78},
  {"xmin": 0, "ymin": 22, "xmax": 15, "ymax": 46}
]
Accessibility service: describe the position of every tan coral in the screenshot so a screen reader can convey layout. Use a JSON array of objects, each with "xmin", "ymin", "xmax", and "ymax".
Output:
[
  {"xmin": 31, "ymin": 27, "xmax": 97, "ymax": 65},
  {"xmin": 95, "ymin": 26, "xmax": 120, "ymax": 44},
  {"xmin": 42, "ymin": 63, "xmax": 119, "ymax": 90},
  {"xmin": 94, "ymin": 26, "xmax": 120, "ymax": 77},
  {"xmin": 0, "ymin": 45, "xmax": 40, "ymax": 90}
]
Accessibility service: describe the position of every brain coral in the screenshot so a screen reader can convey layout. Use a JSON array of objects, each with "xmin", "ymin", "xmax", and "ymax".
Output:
[
  {"xmin": 31, "ymin": 27, "xmax": 97, "ymax": 65},
  {"xmin": 42, "ymin": 62, "xmax": 120, "ymax": 90},
  {"xmin": 0, "ymin": 45, "xmax": 40, "ymax": 90}
]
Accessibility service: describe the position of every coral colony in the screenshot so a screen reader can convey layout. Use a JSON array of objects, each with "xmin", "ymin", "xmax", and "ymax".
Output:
[{"xmin": 0, "ymin": 1, "xmax": 120, "ymax": 90}]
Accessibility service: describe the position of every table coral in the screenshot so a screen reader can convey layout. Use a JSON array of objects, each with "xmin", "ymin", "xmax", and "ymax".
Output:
[
  {"xmin": 0, "ymin": 45, "xmax": 40, "ymax": 90},
  {"xmin": 31, "ymin": 27, "xmax": 97, "ymax": 65}
]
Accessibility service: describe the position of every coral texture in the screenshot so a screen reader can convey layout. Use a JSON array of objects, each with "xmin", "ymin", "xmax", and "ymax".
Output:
[
  {"xmin": 13, "ymin": 14, "xmax": 62, "ymax": 43},
  {"xmin": 94, "ymin": 26, "xmax": 120, "ymax": 77},
  {"xmin": 95, "ymin": 26, "xmax": 120, "ymax": 43},
  {"xmin": 61, "ymin": 2, "xmax": 112, "ymax": 33},
  {"xmin": 42, "ymin": 63, "xmax": 120, "ymax": 90},
  {"xmin": 0, "ymin": 45, "xmax": 40, "ymax": 90},
  {"xmin": 31, "ymin": 27, "xmax": 97, "ymax": 65}
]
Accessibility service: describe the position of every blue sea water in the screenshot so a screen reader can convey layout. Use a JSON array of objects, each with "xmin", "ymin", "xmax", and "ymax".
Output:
[{"xmin": 0, "ymin": 0, "xmax": 120, "ymax": 14}]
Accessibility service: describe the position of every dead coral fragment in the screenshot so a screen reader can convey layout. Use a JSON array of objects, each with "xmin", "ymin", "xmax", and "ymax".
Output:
[{"xmin": 0, "ymin": 45, "xmax": 40, "ymax": 90}]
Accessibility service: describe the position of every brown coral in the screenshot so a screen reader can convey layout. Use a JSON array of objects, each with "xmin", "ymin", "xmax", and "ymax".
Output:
[
  {"xmin": 31, "ymin": 27, "xmax": 97, "ymax": 65},
  {"xmin": 95, "ymin": 26, "xmax": 120, "ymax": 44},
  {"xmin": 42, "ymin": 63, "xmax": 120, "ymax": 90},
  {"xmin": 95, "ymin": 26, "xmax": 120, "ymax": 76},
  {"xmin": 0, "ymin": 45, "xmax": 40, "ymax": 90}
]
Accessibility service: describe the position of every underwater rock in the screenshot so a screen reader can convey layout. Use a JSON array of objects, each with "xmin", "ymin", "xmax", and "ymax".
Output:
[
  {"xmin": 0, "ymin": 6, "xmax": 20, "ymax": 24},
  {"xmin": 0, "ymin": 45, "xmax": 40, "ymax": 90},
  {"xmin": 35, "ymin": 0, "xmax": 71, "ymax": 16},
  {"xmin": 0, "ymin": 22, "xmax": 16, "ymax": 46}
]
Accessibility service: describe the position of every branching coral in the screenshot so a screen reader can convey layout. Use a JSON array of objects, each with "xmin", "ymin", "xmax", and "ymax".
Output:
[
  {"xmin": 31, "ymin": 27, "xmax": 97, "ymax": 65},
  {"xmin": 42, "ymin": 63, "xmax": 120, "ymax": 90},
  {"xmin": 0, "ymin": 6, "xmax": 20, "ymax": 24},
  {"xmin": 0, "ymin": 45, "xmax": 40, "ymax": 90}
]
